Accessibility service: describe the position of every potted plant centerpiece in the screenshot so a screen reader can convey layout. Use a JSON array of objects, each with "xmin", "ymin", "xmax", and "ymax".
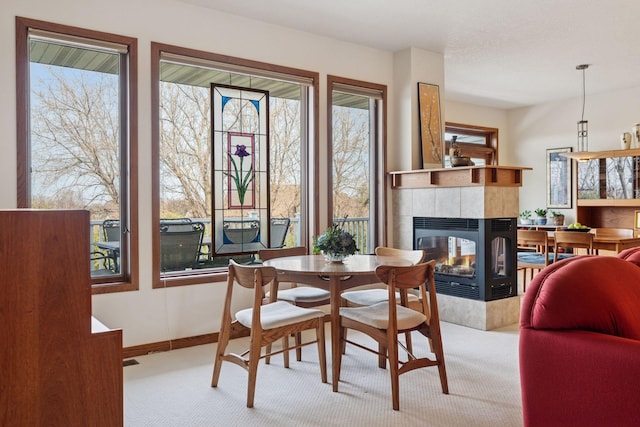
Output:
[
  {"xmin": 519, "ymin": 210, "xmax": 533, "ymax": 225},
  {"xmin": 534, "ymin": 208, "xmax": 548, "ymax": 225},
  {"xmin": 313, "ymin": 221, "xmax": 358, "ymax": 263},
  {"xmin": 549, "ymin": 210, "xmax": 565, "ymax": 226}
]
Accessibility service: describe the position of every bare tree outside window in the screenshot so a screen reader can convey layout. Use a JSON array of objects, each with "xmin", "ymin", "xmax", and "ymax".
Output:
[
  {"xmin": 30, "ymin": 66, "xmax": 120, "ymax": 218},
  {"xmin": 332, "ymin": 105, "xmax": 370, "ymax": 219},
  {"xmin": 159, "ymin": 83, "xmax": 211, "ymax": 219}
]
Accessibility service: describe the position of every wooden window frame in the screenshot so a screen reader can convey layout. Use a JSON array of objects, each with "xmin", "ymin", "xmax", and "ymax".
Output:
[
  {"xmin": 327, "ymin": 75, "xmax": 387, "ymax": 250},
  {"xmin": 445, "ymin": 122, "xmax": 499, "ymax": 165},
  {"xmin": 15, "ymin": 17, "xmax": 139, "ymax": 294}
]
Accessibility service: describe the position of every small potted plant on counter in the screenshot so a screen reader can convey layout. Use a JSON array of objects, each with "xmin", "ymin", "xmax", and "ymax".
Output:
[
  {"xmin": 534, "ymin": 208, "xmax": 548, "ymax": 225},
  {"xmin": 519, "ymin": 210, "xmax": 533, "ymax": 225},
  {"xmin": 549, "ymin": 210, "xmax": 565, "ymax": 226}
]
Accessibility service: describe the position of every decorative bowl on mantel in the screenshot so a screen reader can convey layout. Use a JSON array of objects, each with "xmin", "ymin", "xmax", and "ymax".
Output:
[{"xmin": 451, "ymin": 156, "xmax": 471, "ymax": 167}]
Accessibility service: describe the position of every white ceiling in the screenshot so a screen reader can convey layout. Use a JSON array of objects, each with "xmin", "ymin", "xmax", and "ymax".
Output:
[{"xmin": 178, "ymin": 0, "xmax": 640, "ymax": 109}]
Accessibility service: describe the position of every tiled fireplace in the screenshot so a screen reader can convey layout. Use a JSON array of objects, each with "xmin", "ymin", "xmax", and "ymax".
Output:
[{"xmin": 390, "ymin": 166, "xmax": 529, "ymax": 330}]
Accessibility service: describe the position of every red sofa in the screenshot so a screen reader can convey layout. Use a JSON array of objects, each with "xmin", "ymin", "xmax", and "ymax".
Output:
[{"xmin": 519, "ymin": 255, "xmax": 640, "ymax": 427}]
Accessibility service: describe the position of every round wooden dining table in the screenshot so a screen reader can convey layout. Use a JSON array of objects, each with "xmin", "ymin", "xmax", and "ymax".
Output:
[{"xmin": 263, "ymin": 253, "xmax": 412, "ymax": 391}]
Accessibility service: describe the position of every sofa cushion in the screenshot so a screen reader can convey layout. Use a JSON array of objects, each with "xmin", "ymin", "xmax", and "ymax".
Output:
[
  {"xmin": 618, "ymin": 246, "xmax": 640, "ymax": 267},
  {"xmin": 520, "ymin": 255, "xmax": 640, "ymax": 340}
]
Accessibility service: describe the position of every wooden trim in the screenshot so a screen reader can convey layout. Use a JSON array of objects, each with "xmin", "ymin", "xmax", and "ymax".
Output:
[
  {"xmin": 15, "ymin": 18, "xmax": 29, "ymax": 208},
  {"xmin": 15, "ymin": 17, "xmax": 139, "ymax": 294},
  {"xmin": 566, "ymin": 147, "xmax": 640, "ymax": 160},
  {"xmin": 122, "ymin": 327, "xmax": 250, "ymax": 359},
  {"xmin": 156, "ymin": 270, "xmax": 227, "ymax": 288},
  {"xmin": 577, "ymin": 199, "xmax": 640, "ymax": 207}
]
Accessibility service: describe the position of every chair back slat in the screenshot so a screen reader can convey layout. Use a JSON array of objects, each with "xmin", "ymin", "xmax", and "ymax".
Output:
[
  {"xmin": 554, "ymin": 231, "xmax": 594, "ymax": 249},
  {"xmin": 517, "ymin": 230, "xmax": 549, "ymax": 251},
  {"xmin": 259, "ymin": 246, "xmax": 307, "ymax": 262},
  {"xmin": 375, "ymin": 261, "xmax": 434, "ymax": 290},
  {"xmin": 228, "ymin": 260, "xmax": 278, "ymax": 289},
  {"xmin": 590, "ymin": 227, "xmax": 634, "ymax": 238},
  {"xmin": 375, "ymin": 247, "xmax": 425, "ymax": 264}
]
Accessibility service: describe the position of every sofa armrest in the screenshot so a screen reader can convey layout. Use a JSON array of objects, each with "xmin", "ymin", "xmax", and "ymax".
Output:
[{"xmin": 520, "ymin": 328, "xmax": 640, "ymax": 427}]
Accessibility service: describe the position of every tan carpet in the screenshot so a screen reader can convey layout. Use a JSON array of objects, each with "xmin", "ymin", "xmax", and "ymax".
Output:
[{"xmin": 124, "ymin": 321, "xmax": 522, "ymax": 426}]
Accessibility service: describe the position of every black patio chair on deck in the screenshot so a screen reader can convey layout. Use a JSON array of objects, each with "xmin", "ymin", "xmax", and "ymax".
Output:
[{"xmin": 160, "ymin": 221, "xmax": 205, "ymax": 272}]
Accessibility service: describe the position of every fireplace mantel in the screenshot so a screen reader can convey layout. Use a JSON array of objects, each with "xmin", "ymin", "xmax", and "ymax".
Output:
[{"xmin": 389, "ymin": 165, "xmax": 531, "ymax": 189}]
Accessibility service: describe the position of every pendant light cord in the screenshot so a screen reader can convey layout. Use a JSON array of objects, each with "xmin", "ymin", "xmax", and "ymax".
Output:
[
  {"xmin": 577, "ymin": 64, "xmax": 589, "ymax": 121},
  {"xmin": 580, "ymin": 67, "xmax": 586, "ymax": 121}
]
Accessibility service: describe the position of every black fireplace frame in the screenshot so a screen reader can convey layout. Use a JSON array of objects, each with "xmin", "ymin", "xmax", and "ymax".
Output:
[{"xmin": 413, "ymin": 217, "xmax": 517, "ymax": 301}]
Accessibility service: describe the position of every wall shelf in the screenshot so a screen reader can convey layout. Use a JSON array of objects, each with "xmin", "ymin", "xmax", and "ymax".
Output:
[
  {"xmin": 563, "ymin": 147, "xmax": 640, "ymax": 161},
  {"xmin": 389, "ymin": 165, "xmax": 531, "ymax": 189}
]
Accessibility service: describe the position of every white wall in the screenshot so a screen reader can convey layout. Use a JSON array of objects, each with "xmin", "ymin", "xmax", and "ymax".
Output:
[
  {"xmin": 509, "ymin": 86, "xmax": 640, "ymax": 224},
  {"xmin": 0, "ymin": 0, "xmax": 438, "ymax": 347}
]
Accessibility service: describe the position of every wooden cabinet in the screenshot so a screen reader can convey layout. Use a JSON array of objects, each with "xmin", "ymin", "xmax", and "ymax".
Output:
[{"xmin": 0, "ymin": 210, "xmax": 123, "ymax": 426}]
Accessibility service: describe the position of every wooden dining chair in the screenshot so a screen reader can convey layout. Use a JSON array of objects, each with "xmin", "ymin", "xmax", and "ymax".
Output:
[
  {"xmin": 338, "ymin": 260, "xmax": 448, "ymax": 410},
  {"xmin": 553, "ymin": 231, "xmax": 594, "ymax": 262},
  {"xmin": 259, "ymin": 246, "xmax": 330, "ymax": 361},
  {"xmin": 211, "ymin": 261, "xmax": 327, "ymax": 408},
  {"xmin": 341, "ymin": 247, "xmax": 425, "ymax": 307},
  {"xmin": 516, "ymin": 229, "xmax": 550, "ymax": 292},
  {"xmin": 340, "ymin": 247, "xmax": 425, "ymax": 361}
]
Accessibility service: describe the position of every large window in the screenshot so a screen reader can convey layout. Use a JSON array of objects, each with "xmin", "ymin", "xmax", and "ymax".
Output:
[
  {"xmin": 328, "ymin": 76, "xmax": 386, "ymax": 254},
  {"xmin": 152, "ymin": 43, "xmax": 317, "ymax": 287},
  {"xmin": 16, "ymin": 17, "xmax": 138, "ymax": 292}
]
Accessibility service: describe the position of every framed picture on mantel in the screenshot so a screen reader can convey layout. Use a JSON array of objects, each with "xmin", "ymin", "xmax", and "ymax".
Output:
[
  {"xmin": 547, "ymin": 147, "xmax": 572, "ymax": 209},
  {"xmin": 418, "ymin": 82, "xmax": 443, "ymax": 168}
]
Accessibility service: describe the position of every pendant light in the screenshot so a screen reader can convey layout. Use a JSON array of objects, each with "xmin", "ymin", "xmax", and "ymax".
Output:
[
  {"xmin": 576, "ymin": 64, "xmax": 589, "ymax": 152},
  {"xmin": 563, "ymin": 64, "xmax": 596, "ymax": 160}
]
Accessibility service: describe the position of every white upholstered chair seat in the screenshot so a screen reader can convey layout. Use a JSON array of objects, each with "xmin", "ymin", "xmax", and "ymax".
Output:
[
  {"xmin": 340, "ymin": 302, "xmax": 426, "ymax": 330},
  {"xmin": 266, "ymin": 286, "xmax": 331, "ymax": 303},
  {"xmin": 341, "ymin": 288, "xmax": 419, "ymax": 306},
  {"xmin": 236, "ymin": 301, "xmax": 325, "ymax": 330}
]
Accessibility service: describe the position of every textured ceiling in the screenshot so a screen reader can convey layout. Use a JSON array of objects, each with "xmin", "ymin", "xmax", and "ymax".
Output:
[{"xmin": 178, "ymin": 0, "xmax": 640, "ymax": 109}]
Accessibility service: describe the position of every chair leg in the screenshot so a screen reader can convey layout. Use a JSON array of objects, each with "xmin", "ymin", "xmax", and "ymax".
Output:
[
  {"xmin": 430, "ymin": 326, "xmax": 449, "ymax": 394},
  {"xmin": 404, "ymin": 331, "xmax": 413, "ymax": 355},
  {"xmin": 316, "ymin": 320, "xmax": 327, "ymax": 383},
  {"xmin": 341, "ymin": 328, "xmax": 347, "ymax": 354},
  {"xmin": 282, "ymin": 334, "xmax": 290, "ymax": 368},
  {"xmin": 211, "ymin": 318, "xmax": 231, "ymax": 387},
  {"xmin": 337, "ymin": 325, "xmax": 345, "ymax": 384},
  {"xmin": 246, "ymin": 334, "xmax": 263, "ymax": 408},
  {"xmin": 265, "ymin": 343, "xmax": 272, "ymax": 365},
  {"xmin": 295, "ymin": 332, "xmax": 302, "ymax": 361},
  {"xmin": 388, "ymin": 333, "xmax": 400, "ymax": 411},
  {"xmin": 378, "ymin": 343, "xmax": 387, "ymax": 369}
]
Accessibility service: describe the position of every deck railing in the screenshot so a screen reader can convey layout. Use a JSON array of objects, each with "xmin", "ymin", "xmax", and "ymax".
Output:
[{"xmin": 90, "ymin": 216, "xmax": 370, "ymax": 270}]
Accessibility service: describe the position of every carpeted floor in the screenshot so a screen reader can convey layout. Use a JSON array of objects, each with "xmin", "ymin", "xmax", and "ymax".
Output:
[{"xmin": 124, "ymin": 321, "xmax": 522, "ymax": 426}]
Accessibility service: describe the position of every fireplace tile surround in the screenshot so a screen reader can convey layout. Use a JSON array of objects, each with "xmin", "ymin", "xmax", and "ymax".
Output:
[{"xmin": 390, "ymin": 167, "xmax": 528, "ymax": 330}]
